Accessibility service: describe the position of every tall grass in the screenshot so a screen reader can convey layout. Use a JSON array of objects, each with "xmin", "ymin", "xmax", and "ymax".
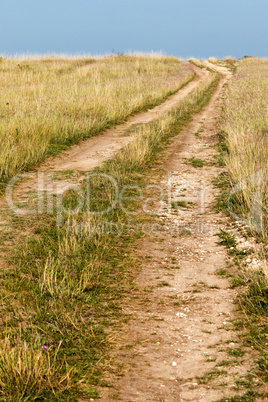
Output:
[
  {"xmin": 0, "ymin": 55, "xmax": 194, "ymax": 186},
  {"xmin": 221, "ymin": 58, "xmax": 268, "ymax": 238},
  {"xmin": 0, "ymin": 70, "xmax": 219, "ymax": 399},
  {"xmin": 220, "ymin": 57, "xmax": 268, "ymax": 385},
  {"xmin": 208, "ymin": 57, "xmax": 218, "ymax": 64},
  {"xmin": 0, "ymin": 335, "xmax": 71, "ymax": 400}
]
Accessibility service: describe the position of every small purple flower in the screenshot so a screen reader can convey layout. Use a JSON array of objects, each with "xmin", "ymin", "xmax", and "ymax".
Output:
[
  {"xmin": 42, "ymin": 345, "xmax": 48, "ymax": 350},
  {"xmin": 70, "ymin": 272, "xmax": 74, "ymax": 275},
  {"xmin": 49, "ymin": 341, "xmax": 54, "ymax": 344}
]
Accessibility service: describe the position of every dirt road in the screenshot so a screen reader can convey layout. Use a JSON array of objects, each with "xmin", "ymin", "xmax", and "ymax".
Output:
[
  {"xmin": 98, "ymin": 64, "xmax": 261, "ymax": 401},
  {"xmin": 0, "ymin": 61, "xmax": 260, "ymax": 400}
]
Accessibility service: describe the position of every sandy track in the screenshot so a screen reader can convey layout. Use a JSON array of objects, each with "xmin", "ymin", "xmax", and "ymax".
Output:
[{"xmin": 98, "ymin": 64, "xmax": 261, "ymax": 401}]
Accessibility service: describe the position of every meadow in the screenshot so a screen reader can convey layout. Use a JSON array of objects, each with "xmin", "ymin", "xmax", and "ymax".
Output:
[
  {"xmin": 0, "ymin": 55, "xmax": 194, "ymax": 187},
  {"xmin": 0, "ymin": 57, "xmax": 219, "ymax": 400},
  {"xmin": 1, "ymin": 53, "xmax": 267, "ymax": 399}
]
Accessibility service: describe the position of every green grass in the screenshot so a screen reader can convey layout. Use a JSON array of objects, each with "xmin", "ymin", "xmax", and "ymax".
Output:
[
  {"xmin": 185, "ymin": 157, "xmax": 206, "ymax": 168},
  {"xmin": 157, "ymin": 281, "xmax": 170, "ymax": 287},
  {"xmin": 217, "ymin": 391, "xmax": 260, "ymax": 402},
  {"xmin": 227, "ymin": 348, "xmax": 245, "ymax": 357},
  {"xmin": 197, "ymin": 368, "xmax": 227, "ymax": 384},
  {"xmin": 171, "ymin": 200, "xmax": 195, "ymax": 209}
]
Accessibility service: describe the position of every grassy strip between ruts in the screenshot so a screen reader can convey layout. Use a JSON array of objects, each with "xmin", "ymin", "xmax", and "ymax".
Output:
[{"xmin": 0, "ymin": 70, "xmax": 220, "ymax": 400}]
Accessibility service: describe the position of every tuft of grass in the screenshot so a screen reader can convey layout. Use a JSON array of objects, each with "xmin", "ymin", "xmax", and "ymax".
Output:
[
  {"xmin": 0, "ymin": 336, "xmax": 72, "ymax": 400},
  {"xmin": 185, "ymin": 157, "xmax": 206, "ymax": 168},
  {"xmin": 216, "ymin": 391, "xmax": 260, "ymax": 402},
  {"xmin": 157, "ymin": 281, "xmax": 170, "ymax": 287},
  {"xmin": 221, "ymin": 58, "xmax": 268, "ymax": 240},
  {"xmin": 40, "ymin": 254, "xmax": 102, "ymax": 298},
  {"xmin": 171, "ymin": 200, "xmax": 194, "ymax": 209},
  {"xmin": 216, "ymin": 268, "xmax": 232, "ymax": 278},
  {"xmin": 197, "ymin": 367, "xmax": 227, "ymax": 384},
  {"xmin": 189, "ymin": 58, "xmax": 205, "ymax": 69},
  {"xmin": 227, "ymin": 347, "xmax": 245, "ymax": 357},
  {"xmin": 208, "ymin": 57, "xmax": 218, "ymax": 64}
]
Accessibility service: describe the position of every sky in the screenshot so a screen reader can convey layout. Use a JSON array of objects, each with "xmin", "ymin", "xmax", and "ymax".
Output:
[{"xmin": 1, "ymin": 0, "xmax": 267, "ymax": 59}]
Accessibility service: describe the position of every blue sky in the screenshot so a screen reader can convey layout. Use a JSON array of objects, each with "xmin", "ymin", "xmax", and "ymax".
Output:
[{"xmin": 1, "ymin": 0, "xmax": 267, "ymax": 59}]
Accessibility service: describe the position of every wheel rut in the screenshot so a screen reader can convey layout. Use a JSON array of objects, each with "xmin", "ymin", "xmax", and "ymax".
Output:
[{"xmin": 98, "ymin": 64, "xmax": 259, "ymax": 401}]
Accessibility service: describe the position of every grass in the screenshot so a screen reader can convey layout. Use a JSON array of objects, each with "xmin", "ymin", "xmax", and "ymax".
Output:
[
  {"xmin": 216, "ymin": 391, "xmax": 260, "ymax": 402},
  {"xmin": 221, "ymin": 57, "xmax": 268, "ymax": 239},
  {"xmin": 197, "ymin": 367, "xmax": 227, "ymax": 384},
  {"xmin": 207, "ymin": 57, "xmax": 237, "ymax": 74},
  {"xmin": 0, "ymin": 54, "xmax": 195, "ymax": 189},
  {"xmin": 227, "ymin": 347, "xmax": 245, "ymax": 357},
  {"xmin": 0, "ymin": 336, "xmax": 71, "ymax": 400},
  {"xmin": 189, "ymin": 58, "xmax": 205, "ymax": 69},
  {"xmin": 171, "ymin": 200, "xmax": 194, "ymax": 209},
  {"xmin": 0, "ymin": 66, "xmax": 220, "ymax": 399},
  {"xmin": 185, "ymin": 157, "xmax": 206, "ymax": 168},
  {"xmin": 213, "ymin": 62, "xmax": 268, "ymax": 394}
]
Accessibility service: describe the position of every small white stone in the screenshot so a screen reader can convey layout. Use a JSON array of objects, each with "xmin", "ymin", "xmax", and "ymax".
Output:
[{"xmin": 172, "ymin": 362, "xmax": 177, "ymax": 367}]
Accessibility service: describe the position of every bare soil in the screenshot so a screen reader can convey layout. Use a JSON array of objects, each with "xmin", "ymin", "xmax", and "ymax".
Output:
[{"xmin": 98, "ymin": 64, "xmax": 263, "ymax": 401}]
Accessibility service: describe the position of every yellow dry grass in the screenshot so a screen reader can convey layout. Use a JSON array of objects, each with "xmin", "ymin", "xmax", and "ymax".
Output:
[
  {"xmin": 208, "ymin": 57, "xmax": 218, "ymax": 64},
  {"xmin": 221, "ymin": 57, "xmax": 268, "ymax": 237}
]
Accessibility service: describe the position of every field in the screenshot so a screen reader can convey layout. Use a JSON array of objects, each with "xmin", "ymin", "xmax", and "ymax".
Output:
[
  {"xmin": 0, "ymin": 55, "xmax": 267, "ymax": 400},
  {"xmin": 0, "ymin": 55, "xmax": 194, "ymax": 187}
]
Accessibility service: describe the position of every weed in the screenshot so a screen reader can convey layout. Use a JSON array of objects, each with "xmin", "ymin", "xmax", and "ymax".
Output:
[
  {"xmin": 171, "ymin": 200, "xmax": 193, "ymax": 209},
  {"xmin": 216, "ymin": 390, "xmax": 259, "ymax": 402},
  {"xmin": 0, "ymin": 336, "xmax": 72, "ymax": 400},
  {"xmin": 157, "ymin": 281, "xmax": 170, "ymax": 287},
  {"xmin": 185, "ymin": 157, "xmax": 206, "ymax": 168},
  {"xmin": 227, "ymin": 347, "xmax": 245, "ymax": 357},
  {"xmin": 231, "ymin": 277, "xmax": 247, "ymax": 288},
  {"xmin": 197, "ymin": 368, "xmax": 227, "ymax": 384},
  {"xmin": 216, "ymin": 269, "xmax": 232, "ymax": 278}
]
